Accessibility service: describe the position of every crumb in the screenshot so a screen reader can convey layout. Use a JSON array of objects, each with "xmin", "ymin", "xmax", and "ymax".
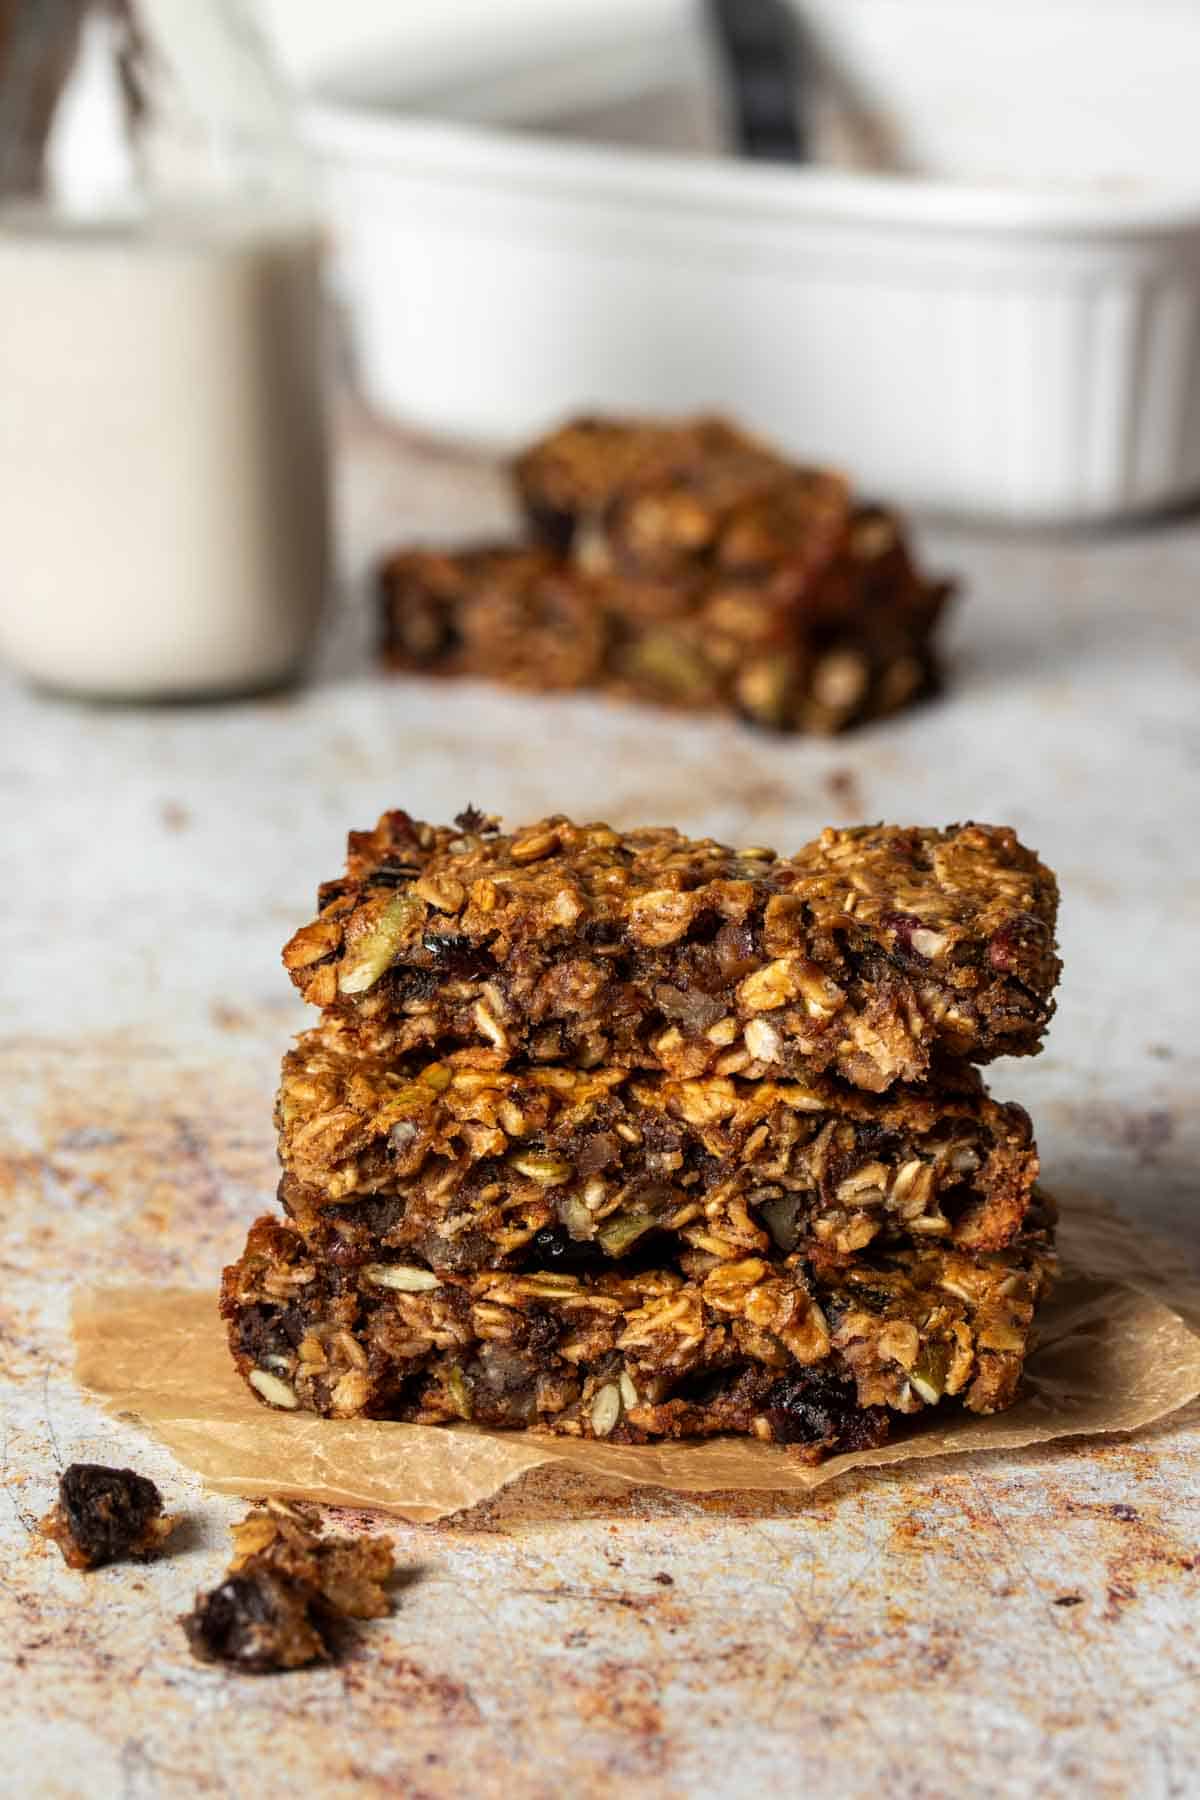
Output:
[
  {"xmin": 652, "ymin": 1572, "xmax": 675, "ymax": 1587},
  {"xmin": 825, "ymin": 767, "xmax": 863, "ymax": 815},
  {"xmin": 182, "ymin": 1498, "xmax": 396, "ymax": 1674},
  {"xmin": 40, "ymin": 1463, "xmax": 176, "ymax": 1571},
  {"xmin": 1052, "ymin": 1595, "xmax": 1084, "ymax": 1607},
  {"xmin": 160, "ymin": 800, "xmax": 191, "ymax": 832},
  {"xmin": 210, "ymin": 1001, "xmax": 250, "ymax": 1032}
]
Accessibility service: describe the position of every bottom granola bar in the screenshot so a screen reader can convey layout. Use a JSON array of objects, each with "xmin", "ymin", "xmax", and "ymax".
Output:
[
  {"xmin": 379, "ymin": 522, "xmax": 949, "ymax": 736},
  {"xmin": 224, "ymin": 1202, "xmax": 1056, "ymax": 1457}
]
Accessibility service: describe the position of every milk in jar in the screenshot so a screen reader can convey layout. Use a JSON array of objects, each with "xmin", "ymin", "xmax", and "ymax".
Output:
[
  {"xmin": 0, "ymin": 209, "xmax": 328, "ymax": 697},
  {"xmin": 0, "ymin": 0, "xmax": 329, "ymax": 697}
]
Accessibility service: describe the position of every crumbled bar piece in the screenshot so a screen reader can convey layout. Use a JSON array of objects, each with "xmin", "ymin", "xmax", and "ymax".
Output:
[
  {"xmin": 184, "ymin": 1564, "xmax": 326, "ymax": 1673},
  {"xmin": 40, "ymin": 1463, "xmax": 176, "ymax": 1571},
  {"xmin": 224, "ymin": 1202, "xmax": 1056, "ymax": 1454},
  {"xmin": 379, "ymin": 516, "xmax": 948, "ymax": 735},
  {"xmin": 182, "ymin": 1498, "xmax": 395, "ymax": 1674},
  {"xmin": 276, "ymin": 1027, "xmax": 1039, "ymax": 1266},
  {"xmin": 283, "ymin": 813, "xmax": 1060, "ymax": 1093}
]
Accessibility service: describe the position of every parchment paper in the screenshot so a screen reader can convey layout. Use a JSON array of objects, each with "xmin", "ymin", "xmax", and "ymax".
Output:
[{"xmin": 73, "ymin": 1190, "xmax": 1200, "ymax": 1522}]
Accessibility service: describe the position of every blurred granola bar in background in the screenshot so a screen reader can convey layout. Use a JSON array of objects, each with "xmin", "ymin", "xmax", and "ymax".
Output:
[{"xmin": 380, "ymin": 415, "xmax": 953, "ymax": 733}]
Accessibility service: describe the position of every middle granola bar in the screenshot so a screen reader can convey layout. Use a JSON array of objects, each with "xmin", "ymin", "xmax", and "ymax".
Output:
[
  {"xmin": 283, "ymin": 811, "xmax": 1060, "ymax": 1093},
  {"xmin": 276, "ymin": 1028, "xmax": 1039, "ymax": 1267}
]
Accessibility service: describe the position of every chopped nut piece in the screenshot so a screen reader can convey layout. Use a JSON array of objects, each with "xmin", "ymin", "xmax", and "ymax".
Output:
[
  {"xmin": 249, "ymin": 1369, "xmax": 299, "ymax": 1410},
  {"xmin": 738, "ymin": 957, "xmax": 802, "ymax": 1014},
  {"xmin": 910, "ymin": 927, "xmax": 950, "ymax": 960},
  {"xmin": 338, "ymin": 896, "xmax": 419, "ymax": 996},
  {"xmin": 811, "ymin": 650, "xmax": 868, "ymax": 712},
  {"xmin": 41, "ymin": 1464, "xmax": 176, "ymax": 1571},
  {"xmin": 743, "ymin": 1017, "xmax": 782, "ymax": 1063},
  {"xmin": 364, "ymin": 1264, "xmax": 442, "ymax": 1292},
  {"xmin": 510, "ymin": 827, "xmax": 561, "ymax": 864}
]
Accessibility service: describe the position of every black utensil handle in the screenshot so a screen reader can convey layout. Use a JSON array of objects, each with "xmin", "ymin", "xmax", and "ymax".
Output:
[{"xmin": 706, "ymin": 0, "xmax": 807, "ymax": 163}]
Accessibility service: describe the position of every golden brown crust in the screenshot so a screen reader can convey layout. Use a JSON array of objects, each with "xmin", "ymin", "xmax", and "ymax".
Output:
[
  {"xmin": 223, "ymin": 1200, "xmax": 1057, "ymax": 1453},
  {"xmin": 283, "ymin": 813, "xmax": 1060, "ymax": 1092},
  {"xmin": 277, "ymin": 1027, "xmax": 1038, "ymax": 1265}
]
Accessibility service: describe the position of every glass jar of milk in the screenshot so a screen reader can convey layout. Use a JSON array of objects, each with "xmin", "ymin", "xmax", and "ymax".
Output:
[{"xmin": 0, "ymin": 1, "xmax": 328, "ymax": 699}]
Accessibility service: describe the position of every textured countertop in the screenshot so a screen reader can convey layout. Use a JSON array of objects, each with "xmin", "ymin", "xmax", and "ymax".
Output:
[{"xmin": 2, "ymin": 422, "xmax": 1199, "ymax": 1799}]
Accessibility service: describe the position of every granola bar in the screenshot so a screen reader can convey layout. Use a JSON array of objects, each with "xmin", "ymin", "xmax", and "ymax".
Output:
[
  {"xmin": 379, "ymin": 513, "xmax": 948, "ymax": 734},
  {"xmin": 277, "ymin": 1028, "xmax": 1038, "ymax": 1265},
  {"xmin": 383, "ymin": 416, "xmax": 953, "ymax": 732},
  {"xmin": 223, "ymin": 1203, "xmax": 1056, "ymax": 1453},
  {"xmin": 283, "ymin": 812, "xmax": 1060, "ymax": 1093}
]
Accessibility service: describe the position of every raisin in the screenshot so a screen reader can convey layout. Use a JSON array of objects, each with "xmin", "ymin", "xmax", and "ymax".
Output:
[
  {"xmin": 421, "ymin": 931, "xmax": 496, "ymax": 981},
  {"xmin": 236, "ymin": 1301, "xmax": 305, "ymax": 1361},
  {"xmin": 42, "ymin": 1463, "xmax": 173, "ymax": 1570},
  {"xmin": 763, "ymin": 1372, "xmax": 889, "ymax": 1451},
  {"xmin": 525, "ymin": 1310, "xmax": 562, "ymax": 1354},
  {"xmin": 526, "ymin": 1225, "xmax": 606, "ymax": 1274}
]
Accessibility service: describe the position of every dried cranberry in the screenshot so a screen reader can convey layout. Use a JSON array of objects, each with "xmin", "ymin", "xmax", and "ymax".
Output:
[{"xmin": 882, "ymin": 910, "xmax": 925, "ymax": 953}]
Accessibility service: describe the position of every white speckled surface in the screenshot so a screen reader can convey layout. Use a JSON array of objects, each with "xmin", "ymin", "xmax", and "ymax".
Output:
[{"xmin": 2, "ymin": 422, "xmax": 1198, "ymax": 1799}]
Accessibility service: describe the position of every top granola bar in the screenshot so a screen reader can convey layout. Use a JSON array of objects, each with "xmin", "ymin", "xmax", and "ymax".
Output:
[
  {"xmin": 513, "ymin": 414, "xmax": 848, "ymax": 577},
  {"xmin": 283, "ymin": 811, "xmax": 1059, "ymax": 1093}
]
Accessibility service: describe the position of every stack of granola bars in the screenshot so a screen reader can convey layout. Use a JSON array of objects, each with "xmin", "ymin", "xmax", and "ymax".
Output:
[
  {"xmin": 223, "ymin": 809, "xmax": 1061, "ymax": 1458},
  {"xmin": 379, "ymin": 415, "xmax": 953, "ymax": 735}
]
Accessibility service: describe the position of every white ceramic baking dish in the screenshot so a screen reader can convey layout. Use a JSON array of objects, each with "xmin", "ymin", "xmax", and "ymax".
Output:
[{"xmin": 305, "ymin": 0, "xmax": 1200, "ymax": 522}]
